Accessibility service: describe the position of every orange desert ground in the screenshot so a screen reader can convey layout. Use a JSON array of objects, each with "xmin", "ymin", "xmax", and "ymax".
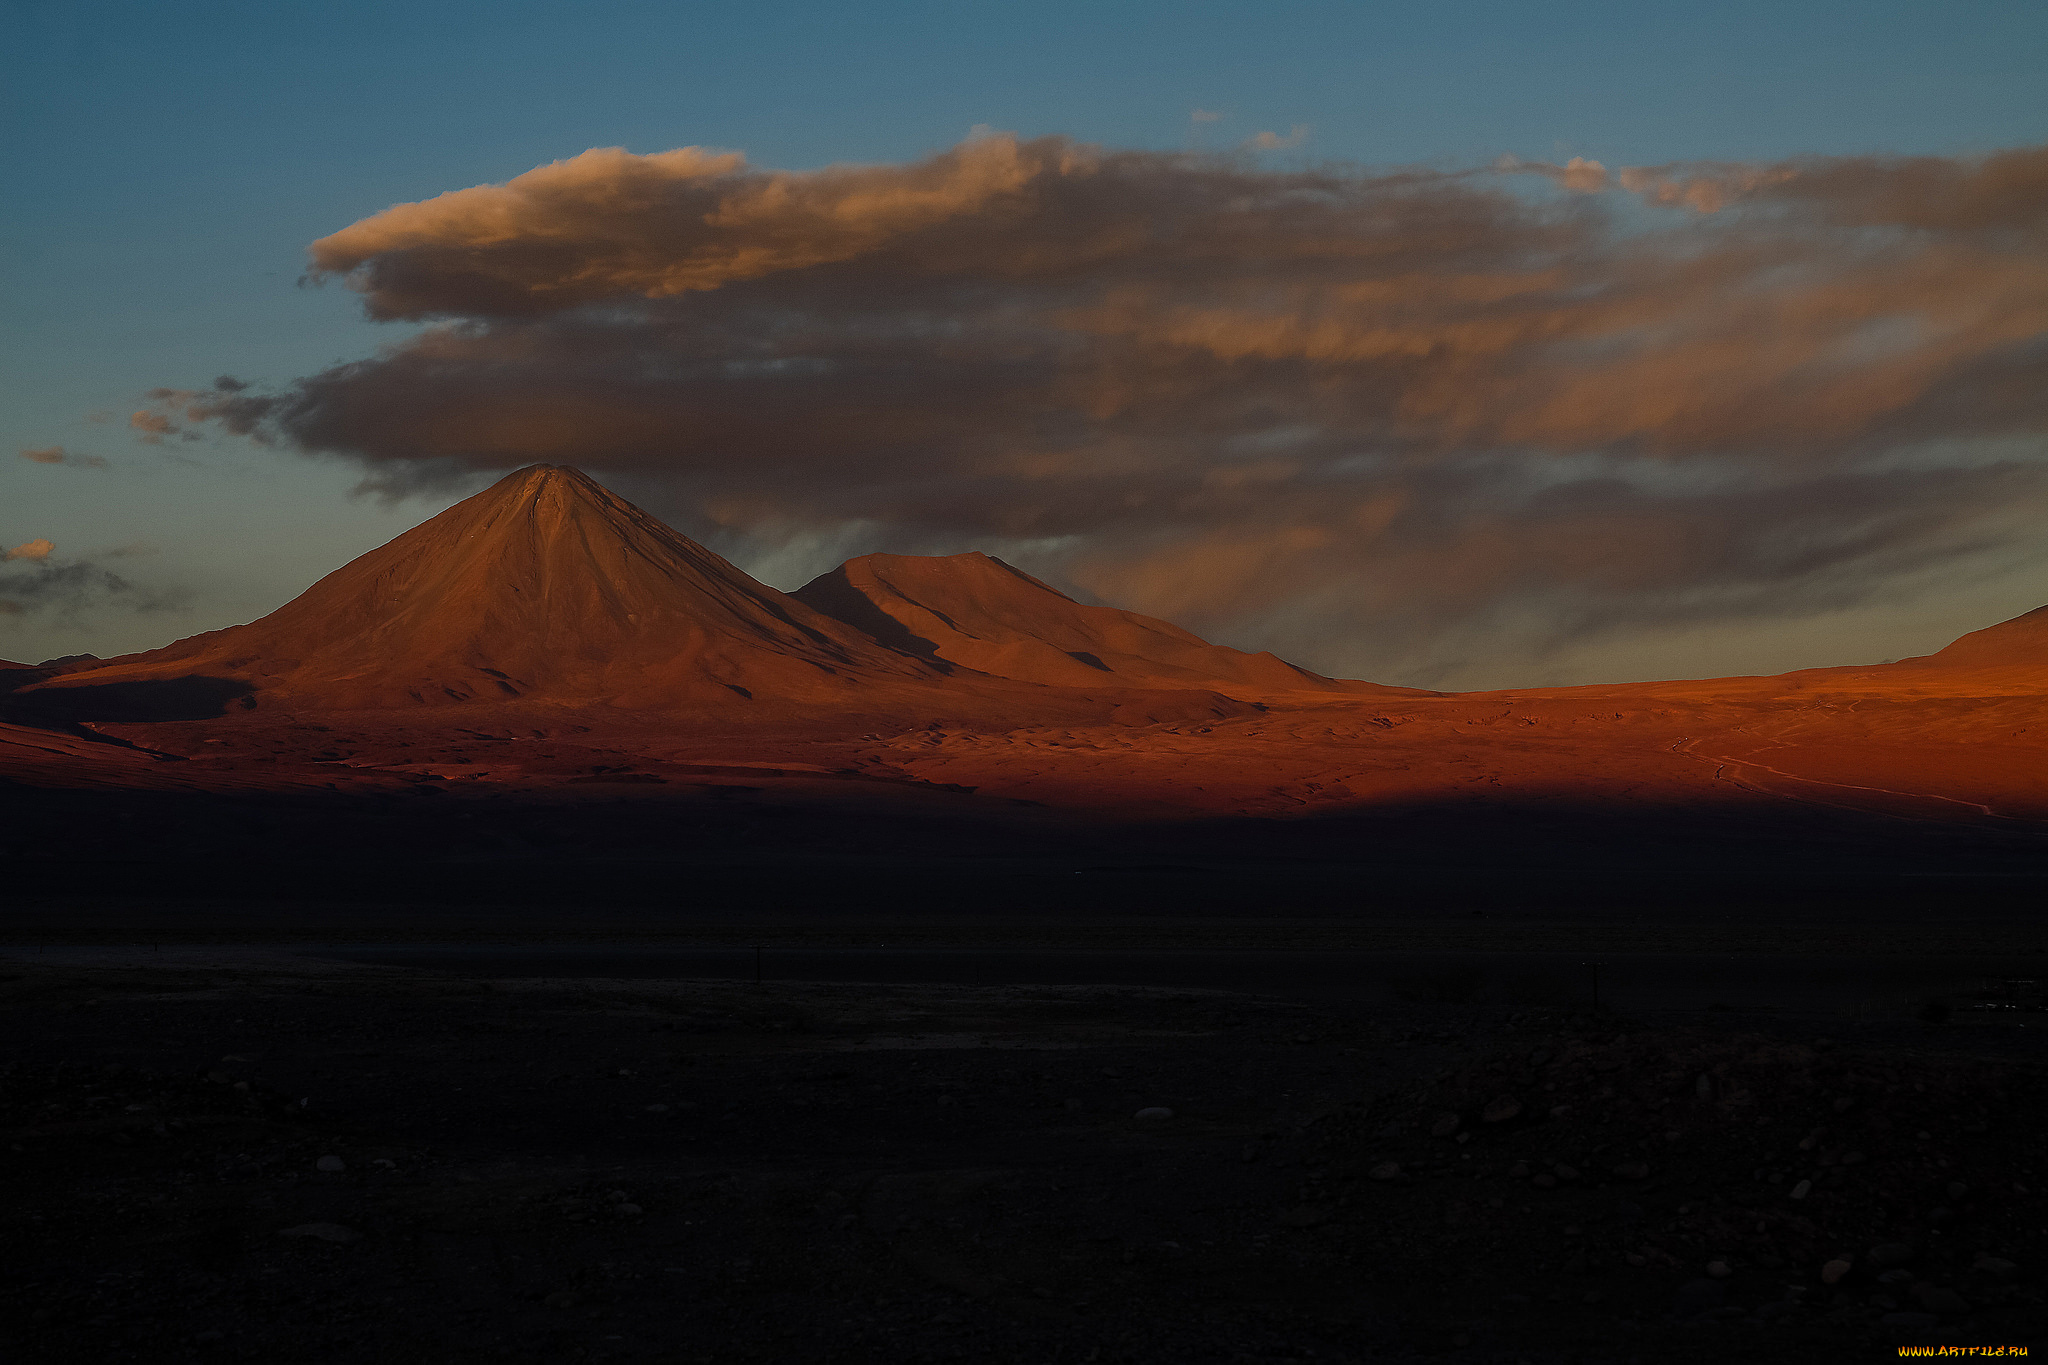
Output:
[{"xmin": 3, "ymin": 464, "xmax": 2045, "ymax": 904}]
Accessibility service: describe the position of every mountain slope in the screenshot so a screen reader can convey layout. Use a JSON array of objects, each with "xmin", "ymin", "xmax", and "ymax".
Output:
[
  {"xmin": 37, "ymin": 466, "xmax": 944, "ymax": 711},
  {"xmin": 795, "ymin": 552, "xmax": 1422, "ymax": 697}
]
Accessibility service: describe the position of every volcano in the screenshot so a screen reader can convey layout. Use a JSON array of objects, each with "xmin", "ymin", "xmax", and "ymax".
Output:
[
  {"xmin": 33, "ymin": 466, "xmax": 945, "ymax": 712},
  {"xmin": 795, "ymin": 552, "xmax": 1415, "ymax": 697}
]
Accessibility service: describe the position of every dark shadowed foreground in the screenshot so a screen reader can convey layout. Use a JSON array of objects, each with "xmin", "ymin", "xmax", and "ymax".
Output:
[{"xmin": 2, "ymin": 947, "xmax": 2043, "ymax": 1365}]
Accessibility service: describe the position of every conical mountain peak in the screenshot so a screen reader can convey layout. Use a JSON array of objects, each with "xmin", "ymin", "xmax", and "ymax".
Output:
[{"xmin": 49, "ymin": 466, "xmax": 941, "ymax": 711}]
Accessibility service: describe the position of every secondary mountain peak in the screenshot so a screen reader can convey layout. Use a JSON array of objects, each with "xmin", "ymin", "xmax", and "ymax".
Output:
[{"xmin": 795, "ymin": 551, "xmax": 1419, "ymax": 696}]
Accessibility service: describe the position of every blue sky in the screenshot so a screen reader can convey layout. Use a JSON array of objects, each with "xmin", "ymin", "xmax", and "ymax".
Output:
[{"xmin": 3, "ymin": 0, "xmax": 2045, "ymax": 683}]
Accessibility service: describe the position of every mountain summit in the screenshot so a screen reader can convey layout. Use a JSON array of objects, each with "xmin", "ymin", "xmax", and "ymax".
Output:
[{"xmin": 49, "ymin": 465, "xmax": 940, "ymax": 711}]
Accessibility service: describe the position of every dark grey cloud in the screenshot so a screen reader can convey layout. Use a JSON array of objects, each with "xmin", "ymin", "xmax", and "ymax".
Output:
[{"xmin": 0, "ymin": 548, "xmax": 181, "ymax": 625}]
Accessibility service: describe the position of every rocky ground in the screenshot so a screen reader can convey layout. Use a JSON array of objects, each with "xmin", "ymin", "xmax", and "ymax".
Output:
[{"xmin": 1, "ymin": 951, "xmax": 2042, "ymax": 1363}]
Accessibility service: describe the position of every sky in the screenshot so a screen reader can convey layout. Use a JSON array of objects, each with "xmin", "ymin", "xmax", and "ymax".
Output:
[{"xmin": 3, "ymin": 0, "xmax": 2046, "ymax": 689}]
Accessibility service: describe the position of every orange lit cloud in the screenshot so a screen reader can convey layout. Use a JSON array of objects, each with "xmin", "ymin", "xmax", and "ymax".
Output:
[
  {"xmin": 5, "ymin": 539, "xmax": 55, "ymax": 562},
  {"xmin": 19, "ymin": 445, "xmax": 107, "ymax": 468},
  {"xmin": 178, "ymin": 134, "xmax": 2048, "ymax": 680},
  {"xmin": 1242, "ymin": 125, "xmax": 1309, "ymax": 151},
  {"xmin": 130, "ymin": 410, "xmax": 177, "ymax": 442}
]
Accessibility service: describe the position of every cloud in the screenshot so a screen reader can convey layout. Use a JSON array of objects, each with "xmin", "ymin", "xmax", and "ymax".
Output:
[
  {"xmin": 18, "ymin": 445, "xmax": 108, "ymax": 469},
  {"xmin": 1190, "ymin": 109, "xmax": 1223, "ymax": 123},
  {"xmin": 130, "ymin": 410, "xmax": 178, "ymax": 442},
  {"xmin": 1242, "ymin": 125, "xmax": 1309, "ymax": 151},
  {"xmin": 1616, "ymin": 146, "xmax": 2048, "ymax": 227},
  {"xmin": 0, "ymin": 542, "xmax": 182, "ymax": 626},
  {"xmin": 171, "ymin": 134, "xmax": 2048, "ymax": 681},
  {"xmin": 1558, "ymin": 156, "xmax": 1606, "ymax": 193}
]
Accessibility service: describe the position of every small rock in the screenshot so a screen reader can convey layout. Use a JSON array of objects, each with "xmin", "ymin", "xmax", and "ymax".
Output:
[
  {"xmin": 1532, "ymin": 1174, "xmax": 1557, "ymax": 1189},
  {"xmin": 1553, "ymin": 1164, "xmax": 1580, "ymax": 1182},
  {"xmin": 1946, "ymin": 1181, "xmax": 1969, "ymax": 1202},
  {"xmin": 315, "ymin": 1155, "xmax": 345, "ymax": 1173},
  {"xmin": 1869, "ymin": 1242, "xmax": 1914, "ymax": 1269},
  {"xmin": 195, "ymin": 1330, "xmax": 224, "ymax": 1344},
  {"xmin": 1275, "ymin": 1205, "xmax": 1334, "ymax": 1226},
  {"xmin": 278, "ymin": 1222, "xmax": 359, "ymax": 1243},
  {"xmin": 1481, "ymin": 1095, "xmax": 1522, "ymax": 1124},
  {"xmin": 1790, "ymin": 1179, "xmax": 1813, "ymax": 1200},
  {"xmin": 614, "ymin": 1203, "xmax": 644, "ymax": 1216},
  {"xmin": 1613, "ymin": 1161, "xmax": 1650, "ymax": 1181},
  {"xmin": 1508, "ymin": 1161, "xmax": 1531, "ymax": 1179},
  {"xmin": 1430, "ymin": 1112, "xmax": 1461, "ymax": 1137},
  {"xmin": 645, "ymin": 1104, "xmax": 669, "ymax": 1114},
  {"xmin": 1670, "ymin": 1278, "xmax": 1725, "ymax": 1319},
  {"xmin": 1878, "ymin": 1311, "xmax": 1938, "ymax": 1329},
  {"xmin": 1878, "ymin": 1269, "xmax": 1915, "ymax": 1286},
  {"xmin": 1821, "ymin": 1259, "xmax": 1853, "ymax": 1284},
  {"xmin": 1706, "ymin": 1260, "xmax": 1733, "ymax": 1278},
  {"xmin": 1133, "ymin": 1107, "xmax": 1174, "ymax": 1121},
  {"xmin": 1368, "ymin": 1161, "xmax": 1402, "ymax": 1181},
  {"xmin": 1973, "ymin": 1255, "xmax": 2019, "ymax": 1281},
  {"xmin": 1694, "ymin": 1075, "xmax": 1713, "ymax": 1101},
  {"xmin": 1914, "ymin": 1285, "xmax": 1970, "ymax": 1317},
  {"xmin": 543, "ymin": 1291, "xmax": 577, "ymax": 1310}
]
